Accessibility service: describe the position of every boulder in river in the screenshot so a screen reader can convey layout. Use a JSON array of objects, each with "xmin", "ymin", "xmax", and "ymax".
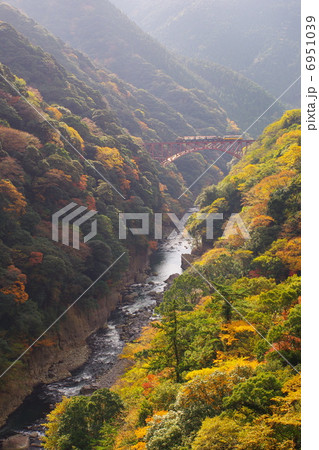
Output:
[
  {"xmin": 2, "ymin": 434, "xmax": 30, "ymax": 449},
  {"xmin": 181, "ymin": 253, "xmax": 196, "ymax": 270},
  {"xmin": 29, "ymin": 432, "xmax": 38, "ymax": 438},
  {"xmin": 80, "ymin": 383, "xmax": 99, "ymax": 395},
  {"xmin": 122, "ymin": 292, "xmax": 138, "ymax": 303},
  {"xmin": 135, "ymin": 272, "xmax": 147, "ymax": 283},
  {"xmin": 165, "ymin": 273, "xmax": 179, "ymax": 285}
]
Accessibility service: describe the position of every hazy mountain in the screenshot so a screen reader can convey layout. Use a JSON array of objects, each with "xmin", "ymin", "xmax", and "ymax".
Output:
[
  {"xmin": 0, "ymin": 3, "xmax": 197, "ymax": 142},
  {"xmin": 2, "ymin": 0, "xmax": 228, "ymax": 136},
  {"xmin": 111, "ymin": 0, "xmax": 301, "ymax": 107},
  {"xmin": 0, "ymin": 19, "xmax": 227, "ymax": 194},
  {"xmin": 1, "ymin": 0, "xmax": 283, "ymax": 137}
]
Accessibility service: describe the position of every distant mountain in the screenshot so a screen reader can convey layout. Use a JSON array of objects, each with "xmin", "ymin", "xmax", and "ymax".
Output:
[
  {"xmin": 1, "ymin": 0, "xmax": 283, "ymax": 137},
  {"xmin": 2, "ymin": 0, "xmax": 228, "ymax": 137},
  {"xmin": 185, "ymin": 59, "xmax": 282, "ymax": 134},
  {"xmin": 0, "ymin": 18, "xmax": 227, "ymax": 196},
  {"xmin": 0, "ymin": 3, "xmax": 196, "ymax": 142},
  {"xmin": 111, "ymin": 0, "xmax": 301, "ymax": 107}
]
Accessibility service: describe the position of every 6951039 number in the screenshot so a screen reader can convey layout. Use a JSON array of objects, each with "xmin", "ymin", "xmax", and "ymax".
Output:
[{"xmin": 306, "ymin": 16, "xmax": 316, "ymax": 71}]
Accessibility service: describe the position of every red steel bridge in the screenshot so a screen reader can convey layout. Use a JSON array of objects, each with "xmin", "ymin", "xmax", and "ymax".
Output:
[{"xmin": 144, "ymin": 136, "xmax": 255, "ymax": 165}]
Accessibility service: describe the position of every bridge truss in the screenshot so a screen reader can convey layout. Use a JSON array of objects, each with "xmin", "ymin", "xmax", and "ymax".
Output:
[{"xmin": 144, "ymin": 138, "xmax": 255, "ymax": 165}]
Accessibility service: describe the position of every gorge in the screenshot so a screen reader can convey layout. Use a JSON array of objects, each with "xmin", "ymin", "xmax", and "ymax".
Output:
[{"xmin": 0, "ymin": 1, "xmax": 301, "ymax": 449}]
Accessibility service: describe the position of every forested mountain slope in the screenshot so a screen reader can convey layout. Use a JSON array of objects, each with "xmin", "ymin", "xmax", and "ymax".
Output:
[
  {"xmin": 0, "ymin": 16, "xmax": 236, "ymax": 422},
  {"xmin": 111, "ymin": 0, "xmax": 301, "ymax": 107},
  {"xmin": 42, "ymin": 110, "xmax": 301, "ymax": 449},
  {"xmin": 0, "ymin": 20, "xmax": 228, "ymax": 197},
  {"xmin": 0, "ymin": 6, "xmax": 194, "ymax": 143},
  {"xmin": 0, "ymin": 37, "xmax": 193, "ymax": 422},
  {"xmin": 1, "ymin": 0, "xmax": 229, "ymax": 137},
  {"xmin": 2, "ymin": 0, "xmax": 283, "ymax": 137},
  {"xmin": 186, "ymin": 58, "xmax": 280, "ymax": 133}
]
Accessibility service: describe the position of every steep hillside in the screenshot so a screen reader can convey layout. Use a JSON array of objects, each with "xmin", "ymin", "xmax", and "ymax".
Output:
[
  {"xmin": 111, "ymin": 0, "xmax": 301, "ymax": 107},
  {"xmin": 42, "ymin": 110, "xmax": 301, "ymax": 449},
  {"xmin": 2, "ymin": 0, "xmax": 228, "ymax": 136},
  {"xmin": 1, "ymin": 0, "xmax": 283, "ymax": 137},
  {"xmin": 186, "ymin": 58, "xmax": 281, "ymax": 133}
]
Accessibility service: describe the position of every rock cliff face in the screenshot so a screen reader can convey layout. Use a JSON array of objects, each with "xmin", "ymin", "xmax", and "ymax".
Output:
[{"xmin": 0, "ymin": 248, "xmax": 149, "ymax": 428}]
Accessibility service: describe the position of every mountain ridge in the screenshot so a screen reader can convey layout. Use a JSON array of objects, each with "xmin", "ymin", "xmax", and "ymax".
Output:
[
  {"xmin": 111, "ymin": 0, "xmax": 301, "ymax": 107},
  {"xmin": 1, "ymin": 0, "xmax": 284, "ymax": 137}
]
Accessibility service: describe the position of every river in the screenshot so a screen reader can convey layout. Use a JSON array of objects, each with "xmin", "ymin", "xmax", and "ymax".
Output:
[{"xmin": 0, "ymin": 228, "xmax": 193, "ymax": 446}]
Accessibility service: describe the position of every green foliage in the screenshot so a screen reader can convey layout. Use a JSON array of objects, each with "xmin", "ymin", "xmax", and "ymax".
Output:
[
  {"xmin": 54, "ymin": 396, "xmax": 89, "ymax": 449},
  {"xmin": 151, "ymin": 274, "xmax": 219, "ymax": 381},
  {"xmin": 43, "ymin": 389, "xmax": 123, "ymax": 449},
  {"xmin": 223, "ymin": 373, "xmax": 283, "ymax": 414},
  {"xmin": 149, "ymin": 380, "xmax": 180, "ymax": 411},
  {"xmin": 137, "ymin": 400, "xmax": 154, "ymax": 427},
  {"xmin": 95, "ymin": 423, "xmax": 119, "ymax": 450},
  {"xmin": 192, "ymin": 416, "xmax": 240, "ymax": 450},
  {"xmin": 87, "ymin": 389, "xmax": 124, "ymax": 436},
  {"xmin": 146, "ymin": 411, "xmax": 184, "ymax": 450}
]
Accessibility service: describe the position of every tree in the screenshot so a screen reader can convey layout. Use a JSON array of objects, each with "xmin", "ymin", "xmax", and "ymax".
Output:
[
  {"xmin": 224, "ymin": 372, "xmax": 282, "ymax": 414},
  {"xmin": 158, "ymin": 274, "xmax": 207, "ymax": 314},
  {"xmin": 268, "ymin": 374, "xmax": 301, "ymax": 446},
  {"xmin": 192, "ymin": 416, "xmax": 240, "ymax": 450},
  {"xmin": 54, "ymin": 396, "xmax": 89, "ymax": 449},
  {"xmin": 42, "ymin": 397, "xmax": 72, "ymax": 449},
  {"xmin": 146, "ymin": 411, "xmax": 183, "ymax": 450},
  {"xmin": 153, "ymin": 302, "xmax": 185, "ymax": 382},
  {"xmin": 0, "ymin": 179, "xmax": 26, "ymax": 216},
  {"xmin": 153, "ymin": 276, "xmax": 204, "ymax": 382},
  {"xmin": 236, "ymin": 420, "xmax": 293, "ymax": 449},
  {"xmin": 96, "ymin": 146, "xmax": 124, "ymax": 169},
  {"xmin": 0, "ymin": 125, "xmax": 40, "ymax": 154},
  {"xmin": 175, "ymin": 370, "xmax": 233, "ymax": 418},
  {"xmin": 87, "ymin": 389, "xmax": 124, "ymax": 435},
  {"xmin": 0, "ymin": 265, "xmax": 28, "ymax": 303},
  {"xmin": 43, "ymin": 389, "xmax": 123, "ymax": 449}
]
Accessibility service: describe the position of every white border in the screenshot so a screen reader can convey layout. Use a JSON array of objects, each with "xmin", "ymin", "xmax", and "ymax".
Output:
[{"xmin": 302, "ymin": 0, "xmax": 319, "ymax": 447}]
